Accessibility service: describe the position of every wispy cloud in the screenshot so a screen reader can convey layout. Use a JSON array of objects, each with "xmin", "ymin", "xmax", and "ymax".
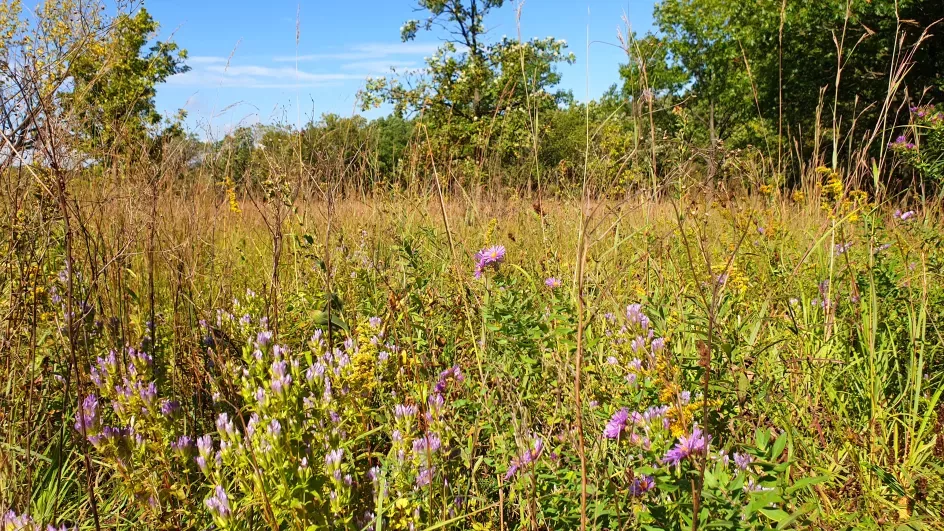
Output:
[
  {"xmin": 339, "ymin": 60, "xmax": 419, "ymax": 73},
  {"xmin": 273, "ymin": 42, "xmax": 440, "ymax": 62},
  {"xmin": 168, "ymin": 63, "xmax": 369, "ymax": 89},
  {"xmin": 169, "ymin": 42, "xmax": 438, "ymax": 90}
]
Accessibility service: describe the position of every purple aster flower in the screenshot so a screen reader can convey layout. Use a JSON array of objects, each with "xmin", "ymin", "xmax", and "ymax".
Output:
[
  {"xmin": 629, "ymin": 475, "xmax": 656, "ymax": 497},
  {"xmin": 604, "ymin": 408, "xmax": 629, "ymax": 439},
  {"xmin": 504, "ymin": 456, "xmax": 521, "ymax": 481},
  {"xmin": 544, "ymin": 277, "xmax": 562, "ymax": 289},
  {"xmin": 473, "ymin": 245, "xmax": 506, "ymax": 278},
  {"xmin": 661, "ymin": 425, "xmax": 711, "ymax": 466}
]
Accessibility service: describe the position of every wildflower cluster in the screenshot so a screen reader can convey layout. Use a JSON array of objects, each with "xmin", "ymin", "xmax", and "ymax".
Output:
[
  {"xmin": 593, "ymin": 301, "xmax": 791, "ymax": 526},
  {"xmin": 892, "ymin": 104, "xmax": 944, "ymax": 184},
  {"xmin": 1, "ymin": 511, "xmax": 73, "ymax": 531},
  {"xmin": 77, "ymin": 346, "xmax": 190, "ymax": 516},
  {"xmin": 196, "ymin": 317, "xmax": 389, "ymax": 526},
  {"xmin": 379, "ymin": 365, "xmax": 465, "ymax": 530}
]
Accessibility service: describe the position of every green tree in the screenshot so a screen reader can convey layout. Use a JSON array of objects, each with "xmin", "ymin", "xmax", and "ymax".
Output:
[
  {"xmin": 64, "ymin": 5, "xmax": 189, "ymax": 159},
  {"xmin": 361, "ymin": 0, "xmax": 574, "ymax": 164},
  {"xmin": 652, "ymin": 0, "xmax": 944, "ymax": 158}
]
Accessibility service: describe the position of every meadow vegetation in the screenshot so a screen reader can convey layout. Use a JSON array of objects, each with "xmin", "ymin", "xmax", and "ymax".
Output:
[{"xmin": 1, "ymin": 0, "xmax": 943, "ymax": 529}]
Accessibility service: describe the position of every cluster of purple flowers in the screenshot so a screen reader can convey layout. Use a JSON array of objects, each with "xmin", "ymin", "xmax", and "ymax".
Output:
[
  {"xmin": 473, "ymin": 245, "xmax": 506, "ymax": 279},
  {"xmin": 888, "ymin": 135, "xmax": 916, "ymax": 150},
  {"xmin": 812, "ymin": 279, "xmax": 831, "ymax": 309},
  {"xmin": 834, "ymin": 242, "xmax": 853, "ymax": 255},
  {"xmin": 894, "ymin": 209, "xmax": 916, "ymax": 221},
  {"xmin": 603, "ymin": 406, "xmax": 659, "ymax": 448},
  {"xmin": 433, "ymin": 365, "xmax": 464, "ymax": 396},
  {"xmin": 732, "ymin": 452, "xmax": 754, "ymax": 471},
  {"xmin": 1, "ymin": 511, "xmax": 73, "ymax": 531},
  {"xmin": 205, "ymin": 485, "xmax": 231, "ymax": 519},
  {"xmin": 505, "ymin": 436, "xmax": 544, "ymax": 480},
  {"xmin": 909, "ymin": 105, "xmax": 944, "ymax": 123},
  {"xmin": 270, "ymin": 359, "xmax": 293, "ymax": 395},
  {"xmin": 661, "ymin": 425, "xmax": 711, "ymax": 467}
]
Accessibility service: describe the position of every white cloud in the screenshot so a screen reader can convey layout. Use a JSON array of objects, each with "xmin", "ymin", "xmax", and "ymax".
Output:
[
  {"xmin": 339, "ymin": 60, "xmax": 419, "ymax": 73},
  {"xmin": 168, "ymin": 63, "xmax": 370, "ymax": 89},
  {"xmin": 170, "ymin": 42, "xmax": 439, "ymax": 90},
  {"xmin": 273, "ymin": 42, "xmax": 440, "ymax": 62}
]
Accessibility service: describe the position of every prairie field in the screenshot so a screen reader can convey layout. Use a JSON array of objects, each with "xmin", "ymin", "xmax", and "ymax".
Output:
[{"xmin": 2, "ymin": 0, "xmax": 944, "ymax": 529}]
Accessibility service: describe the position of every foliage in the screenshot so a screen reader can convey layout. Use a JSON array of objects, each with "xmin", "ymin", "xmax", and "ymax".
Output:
[{"xmin": 360, "ymin": 0, "xmax": 574, "ymax": 165}]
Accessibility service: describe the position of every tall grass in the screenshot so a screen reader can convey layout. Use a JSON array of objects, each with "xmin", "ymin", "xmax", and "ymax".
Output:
[{"xmin": 1, "ymin": 2, "xmax": 943, "ymax": 530}]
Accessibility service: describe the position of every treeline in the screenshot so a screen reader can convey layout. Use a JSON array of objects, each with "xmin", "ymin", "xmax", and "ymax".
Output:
[
  {"xmin": 190, "ymin": 0, "xmax": 943, "ymax": 197},
  {"xmin": 2, "ymin": 0, "xmax": 943, "ymax": 198}
]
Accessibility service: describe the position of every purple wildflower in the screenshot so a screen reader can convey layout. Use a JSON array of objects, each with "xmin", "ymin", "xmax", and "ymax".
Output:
[
  {"xmin": 74, "ymin": 395, "xmax": 100, "ymax": 437},
  {"xmin": 651, "ymin": 337, "xmax": 666, "ymax": 352},
  {"xmin": 629, "ymin": 475, "xmax": 656, "ymax": 497},
  {"xmin": 661, "ymin": 425, "xmax": 711, "ymax": 466},
  {"xmin": 544, "ymin": 277, "xmax": 562, "ymax": 289},
  {"xmin": 834, "ymin": 242, "xmax": 853, "ymax": 255},
  {"xmin": 160, "ymin": 399, "xmax": 180, "ymax": 418},
  {"xmin": 205, "ymin": 485, "xmax": 231, "ymax": 518},
  {"xmin": 325, "ymin": 448, "xmax": 344, "ymax": 469},
  {"xmin": 895, "ymin": 209, "xmax": 916, "ymax": 221},
  {"xmin": 412, "ymin": 433, "xmax": 442, "ymax": 456},
  {"xmin": 171, "ymin": 435, "xmax": 192, "ymax": 457},
  {"xmin": 473, "ymin": 245, "xmax": 506, "ymax": 278},
  {"xmin": 394, "ymin": 404, "xmax": 418, "ymax": 419},
  {"xmin": 733, "ymin": 452, "xmax": 754, "ymax": 471},
  {"xmin": 256, "ymin": 330, "xmax": 273, "ymax": 348},
  {"xmin": 416, "ymin": 467, "xmax": 434, "ymax": 487},
  {"xmin": 504, "ymin": 456, "xmax": 521, "ymax": 480},
  {"xmin": 604, "ymin": 408, "xmax": 629, "ymax": 439}
]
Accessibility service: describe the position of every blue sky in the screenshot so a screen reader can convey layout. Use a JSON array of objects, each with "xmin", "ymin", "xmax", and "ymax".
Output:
[{"xmin": 149, "ymin": 0, "xmax": 656, "ymax": 137}]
